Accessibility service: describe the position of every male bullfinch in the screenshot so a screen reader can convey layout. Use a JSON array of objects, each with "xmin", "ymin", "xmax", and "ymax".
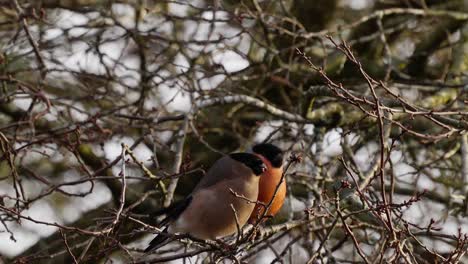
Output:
[
  {"xmin": 249, "ymin": 143, "xmax": 285, "ymax": 223},
  {"xmin": 144, "ymin": 152, "xmax": 266, "ymax": 252}
]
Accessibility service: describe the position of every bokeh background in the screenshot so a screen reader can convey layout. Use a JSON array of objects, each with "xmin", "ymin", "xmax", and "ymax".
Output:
[{"xmin": 0, "ymin": 0, "xmax": 467, "ymax": 263}]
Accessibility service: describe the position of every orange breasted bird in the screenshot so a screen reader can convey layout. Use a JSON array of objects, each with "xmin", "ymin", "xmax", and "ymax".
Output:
[
  {"xmin": 249, "ymin": 143, "xmax": 285, "ymax": 223},
  {"xmin": 144, "ymin": 152, "xmax": 266, "ymax": 252}
]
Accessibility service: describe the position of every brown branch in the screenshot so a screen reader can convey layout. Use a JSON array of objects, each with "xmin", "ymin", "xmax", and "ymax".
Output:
[
  {"xmin": 11, "ymin": 0, "xmax": 46, "ymax": 75},
  {"xmin": 164, "ymin": 115, "xmax": 189, "ymax": 207},
  {"xmin": 59, "ymin": 229, "xmax": 79, "ymax": 264}
]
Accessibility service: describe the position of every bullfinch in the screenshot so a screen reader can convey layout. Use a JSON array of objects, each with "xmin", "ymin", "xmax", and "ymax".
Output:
[{"xmin": 144, "ymin": 152, "xmax": 266, "ymax": 252}]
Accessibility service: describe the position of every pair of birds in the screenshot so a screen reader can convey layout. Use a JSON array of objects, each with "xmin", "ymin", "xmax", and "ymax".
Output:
[{"xmin": 145, "ymin": 143, "xmax": 285, "ymax": 252}]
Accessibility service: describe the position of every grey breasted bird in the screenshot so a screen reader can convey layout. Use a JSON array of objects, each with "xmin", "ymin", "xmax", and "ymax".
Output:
[{"xmin": 144, "ymin": 152, "xmax": 266, "ymax": 252}]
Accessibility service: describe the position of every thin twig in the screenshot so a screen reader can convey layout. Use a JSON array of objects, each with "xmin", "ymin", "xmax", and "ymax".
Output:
[
  {"xmin": 59, "ymin": 229, "xmax": 79, "ymax": 264},
  {"xmin": 11, "ymin": 0, "xmax": 46, "ymax": 76},
  {"xmin": 112, "ymin": 144, "xmax": 128, "ymax": 227}
]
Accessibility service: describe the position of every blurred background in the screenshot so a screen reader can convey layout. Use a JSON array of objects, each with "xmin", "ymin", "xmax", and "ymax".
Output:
[{"xmin": 0, "ymin": 0, "xmax": 467, "ymax": 263}]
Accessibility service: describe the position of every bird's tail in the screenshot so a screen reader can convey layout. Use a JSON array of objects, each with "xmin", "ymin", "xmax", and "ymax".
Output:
[{"xmin": 144, "ymin": 226, "xmax": 171, "ymax": 252}]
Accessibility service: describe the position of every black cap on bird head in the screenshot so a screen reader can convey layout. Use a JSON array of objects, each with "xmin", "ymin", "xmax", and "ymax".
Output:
[
  {"xmin": 229, "ymin": 153, "xmax": 267, "ymax": 176},
  {"xmin": 252, "ymin": 143, "xmax": 284, "ymax": 168}
]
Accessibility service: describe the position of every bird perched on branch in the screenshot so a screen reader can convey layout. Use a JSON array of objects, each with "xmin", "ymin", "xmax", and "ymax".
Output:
[
  {"xmin": 144, "ymin": 152, "xmax": 266, "ymax": 252},
  {"xmin": 249, "ymin": 143, "xmax": 285, "ymax": 223}
]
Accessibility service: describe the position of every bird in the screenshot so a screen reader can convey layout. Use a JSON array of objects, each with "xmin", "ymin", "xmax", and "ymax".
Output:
[
  {"xmin": 248, "ymin": 143, "xmax": 285, "ymax": 223},
  {"xmin": 144, "ymin": 152, "xmax": 267, "ymax": 252}
]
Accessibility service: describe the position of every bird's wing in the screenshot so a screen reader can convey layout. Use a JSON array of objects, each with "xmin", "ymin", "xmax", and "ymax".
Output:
[
  {"xmin": 144, "ymin": 196, "xmax": 192, "ymax": 252},
  {"xmin": 192, "ymin": 155, "xmax": 238, "ymax": 192},
  {"xmin": 193, "ymin": 154, "xmax": 260, "ymax": 193},
  {"xmin": 158, "ymin": 196, "xmax": 193, "ymax": 227},
  {"xmin": 152, "ymin": 153, "xmax": 251, "ymax": 225}
]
